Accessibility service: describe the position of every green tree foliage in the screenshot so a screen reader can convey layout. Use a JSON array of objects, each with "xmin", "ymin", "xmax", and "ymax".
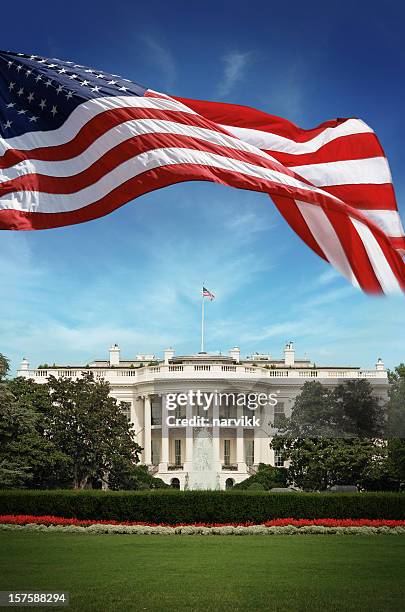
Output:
[
  {"xmin": 272, "ymin": 380, "xmax": 389, "ymax": 491},
  {"xmin": 233, "ymin": 464, "xmax": 287, "ymax": 490},
  {"xmin": 46, "ymin": 372, "xmax": 142, "ymax": 489}
]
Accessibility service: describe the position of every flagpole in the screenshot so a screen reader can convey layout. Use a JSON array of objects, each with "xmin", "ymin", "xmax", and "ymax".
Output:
[{"xmin": 201, "ymin": 290, "xmax": 205, "ymax": 353}]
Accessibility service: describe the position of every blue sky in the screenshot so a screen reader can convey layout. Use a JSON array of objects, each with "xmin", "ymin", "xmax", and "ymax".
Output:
[{"xmin": 1, "ymin": 0, "xmax": 405, "ymax": 373}]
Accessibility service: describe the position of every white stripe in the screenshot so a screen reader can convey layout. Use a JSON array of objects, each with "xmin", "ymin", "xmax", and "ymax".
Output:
[
  {"xmin": 360, "ymin": 209, "xmax": 405, "ymax": 238},
  {"xmin": 295, "ymin": 200, "xmax": 360, "ymax": 288},
  {"xmin": 290, "ymin": 157, "xmax": 391, "ymax": 187},
  {"xmin": 220, "ymin": 119, "xmax": 373, "ymax": 155},
  {"xmin": 0, "ymin": 95, "xmax": 197, "ymax": 155},
  {"xmin": 0, "ymin": 147, "xmax": 338, "ymax": 214},
  {"xmin": 0, "ymin": 118, "xmax": 281, "ymax": 184},
  {"xmin": 350, "ymin": 217, "xmax": 402, "ymax": 294}
]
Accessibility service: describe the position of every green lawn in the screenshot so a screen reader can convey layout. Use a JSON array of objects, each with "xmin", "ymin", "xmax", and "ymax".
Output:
[{"xmin": 1, "ymin": 533, "xmax": 405, "ymax": 611}]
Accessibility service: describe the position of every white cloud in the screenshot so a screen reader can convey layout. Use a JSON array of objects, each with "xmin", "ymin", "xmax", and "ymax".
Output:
[
  {"xmin": 140, "ymin": 34, "xmax": 176, "ymax": 90},
  {"xmin": 217, "ymin": 51, "xmax": 252, "ymax": 97}
]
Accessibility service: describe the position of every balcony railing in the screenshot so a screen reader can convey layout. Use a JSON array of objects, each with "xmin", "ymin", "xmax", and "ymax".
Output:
[
  {"xmin": 222, "ymin": 464, "xmax": 238, "ymax": 471},
  {"xmin": 18, "ymin": 364, "xmax": 387, "ymax": 383},
  {"xmin": 168, "ymin": 464, "xmax": 184, "ymax": 471}
]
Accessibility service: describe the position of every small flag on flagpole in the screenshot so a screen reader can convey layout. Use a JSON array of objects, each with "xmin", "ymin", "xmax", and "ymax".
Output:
[{"xmin": 202, "ymin": 286, "xmax": 215, "ymax": 301}]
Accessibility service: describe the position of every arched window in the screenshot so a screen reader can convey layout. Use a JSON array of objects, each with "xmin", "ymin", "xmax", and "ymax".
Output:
[
  {"xmin": 170, "ymin": 477, "xmax": 180, "ymax": 490},
  {"xmin": 225, "ymin": 478, "xmax": 234, "ymax": 489}
]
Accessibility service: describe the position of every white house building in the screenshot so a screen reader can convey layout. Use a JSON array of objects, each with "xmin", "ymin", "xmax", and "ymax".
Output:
[{"xmin": 17, "ymin": 343, "xmax": 389, "ymax": 490}]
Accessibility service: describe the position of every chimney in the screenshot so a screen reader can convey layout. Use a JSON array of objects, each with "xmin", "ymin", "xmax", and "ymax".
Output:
[
  {"xmin": 20, "ymin": 357, "xmax": 29, "ymax": 371},
  {"xmin": 284, "ymin": 341, "xmax": 295, "ymax": 366},
  {"xmin": 109, "ymin": 344, "xmax": 120, "ymax": 366},
  {"xmin": 229, "ymin": 347, "xmax": 241, "ymax": 363},
  {"xmin": 375, "ymin": 357, "xmax": 385, "ymax": 371},
  {"xmin": 164, "ymin": 347, "xmax": 175, "ymax": 364}
]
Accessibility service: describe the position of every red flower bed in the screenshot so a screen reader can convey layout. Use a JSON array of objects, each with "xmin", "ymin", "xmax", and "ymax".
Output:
[{"xmin": 1, "ymin": 515, "xmax": 405, "ymax": 528}]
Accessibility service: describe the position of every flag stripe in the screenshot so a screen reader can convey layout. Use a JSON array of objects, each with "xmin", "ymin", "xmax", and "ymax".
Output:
[{"xmin": 289, "ymin": 157, "xmax": 391, "ymax": 187}]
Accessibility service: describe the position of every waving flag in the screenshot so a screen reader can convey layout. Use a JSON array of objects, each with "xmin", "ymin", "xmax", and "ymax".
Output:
[
  {"xmin": 202, "ymin": 286, "xmax": 215, "ymax": 301},
  {"xmin": 0, "ymin": 51, "xmax": 404, "ymax": 295}
]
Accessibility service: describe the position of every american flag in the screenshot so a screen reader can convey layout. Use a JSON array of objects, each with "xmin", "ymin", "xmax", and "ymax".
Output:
[
  {"xmin": 202, "ymin": 286, "xmax": 215, "ymax": 301},
  {"xmin": 0, "ymin": 50, "xmax": 404, "ymax": 295}
]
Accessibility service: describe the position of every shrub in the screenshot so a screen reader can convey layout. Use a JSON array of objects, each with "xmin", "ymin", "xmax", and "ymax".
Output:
[
  {"xmin": 0, "ymin": 490, "xmax": 404, "ymax": 524},
  {"xmin": 234, "ymin": 464, "xmax": 287, "ymax": 490}
]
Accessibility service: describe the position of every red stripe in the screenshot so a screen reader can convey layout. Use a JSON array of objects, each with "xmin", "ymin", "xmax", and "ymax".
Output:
[
  {"xmin": 269, "ymin": 133, "xmax": 386, "ymax": 167},
  {"xmin": 174, "ymin": 96, "xmax": 356, "ymax": 142},
  {"xmin": 0, "ymin": 132, "xmax": 299, "ymax": 197},
  {"xmin": 0, "ymin": 105, "xmax": 233, "ymax": 169},
  {"xmin": 270, "ymin": 195, "xmax": 328, "ymax": 261},
  {"xmin": 320, "ymin": 183, "xmax": 398, "ymax": 212},
  {"xmin": 322, "ymin": 207, "xmax": 383, "ymax": 293},
  {"xmin": 0, "ymin": 163, "xmax": 359, "ymax": 231}
]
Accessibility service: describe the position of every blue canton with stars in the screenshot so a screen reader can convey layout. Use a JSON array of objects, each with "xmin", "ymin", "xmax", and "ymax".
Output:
[{"xmin": 0, "ymin": 50, "xmax": 147, "ymax": 138}]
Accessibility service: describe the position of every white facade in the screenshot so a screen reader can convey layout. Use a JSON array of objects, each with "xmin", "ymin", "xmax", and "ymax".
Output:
[{"xmin": 18, "ymin": 343, "xmax": 389, "ymax": 490}]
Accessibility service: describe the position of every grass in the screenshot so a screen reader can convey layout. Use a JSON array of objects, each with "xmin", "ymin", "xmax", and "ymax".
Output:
[{"xmin": 0, "ymin": 533, "xmax": 405, "ymax": 611}]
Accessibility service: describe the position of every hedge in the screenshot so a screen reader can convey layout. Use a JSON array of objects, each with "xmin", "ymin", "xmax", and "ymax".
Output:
[{"xmin": 0, "ymin": 490, "xmax": 404, "ymax": 523}]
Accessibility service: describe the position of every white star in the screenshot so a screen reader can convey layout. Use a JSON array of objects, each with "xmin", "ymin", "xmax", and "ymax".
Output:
[
  {"xmin": 69, "ymin": 74, "xmax": 78, "ymax": 80},
  {"xmin": 35, "ymin": 74, "xmax": 42, "ymax": 82},
  {"xmin": 66, "ymin": 91, "xmax": 73, "ymax": 100},
  {"xmin": 17, "ymin": 87, "xmax": 24, "ymax": 96},
  {"xmin": 58, "ymin": 68, "xmax": 67, "ymax": 74},
  {"xmin": 25, "ymin": 69, "xmax": 32, "ymax": 77},
  {"xmin": 107, "ymin": 80, "xmax": 116, "ymax": 85},
  {"xmin": 56, "ymin": 85, "xmax": 64, "ymax": 94},
  {"xmin": 29, "ymin": 116, "xmax": 38, "ymax": 122},
  {"xmin": 122, "ymin": 79, "xmax": 131, "ymax": 82},
  {"xmin": 6, "ymin": 102, "xmax": 15, "ymax": 108},
  {"xmin": 16, "ymin": 64, "xmax": 23, "ymax": 72},
  {"xmin": 7, "ymin": 61, "xmax": 13, "ymax": 68},
  {"xmin": 47, "ymin": 63, "xmax": 57, "ymax": 68},
  {"xmin": 39, "ymin": 99, "xmax": 46, "ymax": 109},
  {"xmin": 37, "ymin": 59, "xmax": 47, "ymax": 64},
  {"xmin": 17, "ymin": 53, "xmax": 24, "ymax": 56},
  {"xmin": 119, "ymin": 86, "xmax": 128, "ymax": 92},
  {"xmin": 45, "ymin": 79, "xmax": 53, "ymax": 87},
  {"xmin": 84, "ymin": 69, "xmax": 94, "ymax": 73},
  {"xmin": 95, "ymin": 73, "xmax": 104, "ymax": 79},
  {"xmin": 27, "ymin": 92, "xmax": 34, "ymax": 103},
  {"xmin": 73, "ymin": 64, "xmax": 83, "ymax": 68},
  {"xmin": 8, "ymin": 82, "xmax": 15, "ymax": 90},
  {"xmin": 65, "ymin": 61, "xmax": 73, "ymax": 65},
  {"xmin": 50, "ymin": 105, "xmax": 57, "ymax": 117},
  {"xmin": 17, "ymin": 109, "xmax": 27, "ymax": 115},
  {"xmin": 91, "ymin": 86, "xmax": 100, "ymax": 93},
  {"xmin": 80, "ymin": 80, "xmax": 89, "ymax": 86},
  {"xmin": 30, "ymin": 55, "xmax": 37, "ymax": 60},
  {"xmin": 3, "ymin": 120, "xmax": 12, "ymax": 129}
]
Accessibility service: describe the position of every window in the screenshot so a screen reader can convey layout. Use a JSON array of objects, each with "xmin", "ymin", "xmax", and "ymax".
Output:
[
  {"xmin": 121, "ymin": 401, "xmax": 131, "ymax": 422},
  {"xmin": 274, "ymin": 401, "xmax": 285, "ymax": 428},
  {"xmin": 174, "ymin": 439, "xmax": 182, "ymax": 466},
  {"xmin": 225, "ymin": 478, "xmax": 234, "ymax": 489},
  {"xmin": 224, "ymin": 439, "xmax": 231, "ymax": 466},
  {"xmin": 151, "ymin": 440, "xmax": 160, "ymax": 466},
  {"xmin": 170, "ymin": 478, "xmax": 180, "ymax": 489},
  {"xmin": 151, "ymin": 397, "xmax": 162, "ymax": 425},
  {"xmin": 274, "ymin": 449, "xmax": 285, "ymax": 468},
  {"xmin": 245, "ymin": 440, "xmax": 254, "ymax": 466}
]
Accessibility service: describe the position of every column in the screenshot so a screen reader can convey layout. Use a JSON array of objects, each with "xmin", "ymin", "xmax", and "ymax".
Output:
[
  {"xmin": 253, "ymin": 408, "xmax": 261, "ymax": 466},
  {"xmin": 143, "ymin": 395, "xmax": 152, "ymax": 465},
  {"xmin": 236, "ymin": 402, "xmax": 245, "ymax": 471},
  {"xmin": 212, "ymin": 394, "xmax": 221, "ymax": 470},
  {"xmin": 160, "ymin": 394, "xmax": 169, "ymax": 471},
  {"xmin": 184, "ymin": 399, "xmax": 193, "ymax": 471}
]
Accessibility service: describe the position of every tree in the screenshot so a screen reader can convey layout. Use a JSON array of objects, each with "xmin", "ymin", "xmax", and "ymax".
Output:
[
  {"xmin": 0, "ymin": 353, "xmax": 10, "ymax": 380},
  {"xmin": 233, "ymin": 464, "xmax": 287, "ymax": 490},
  {"xmin": 387, "ymin": 364, "xmax": 405, "ymax": 437},
  {"xmin": 46, "ymin": 373, "xmax": 142, "ymax": 489},
  {"xmin": 0, "ymin": 377, "xmax": 71, "ymax": 489},
  {"xmin": 272, "ymin": 380, "xmax": 388, "ymax": 491}
]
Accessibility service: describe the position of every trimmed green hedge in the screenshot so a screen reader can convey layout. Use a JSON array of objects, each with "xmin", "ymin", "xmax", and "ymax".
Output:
[{"xmin": 0, "ymin": 490, "xmax": 404, "ymax": 523}]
